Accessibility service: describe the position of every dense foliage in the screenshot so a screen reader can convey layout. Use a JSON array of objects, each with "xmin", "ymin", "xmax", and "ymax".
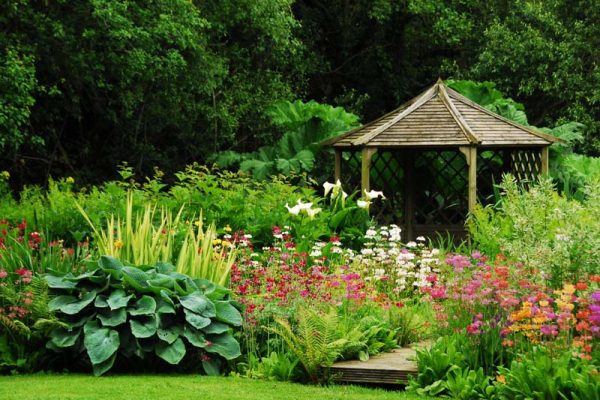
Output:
[{"xmin": 1, "ymin": 0, "xmax": 598, "ymax": 185}]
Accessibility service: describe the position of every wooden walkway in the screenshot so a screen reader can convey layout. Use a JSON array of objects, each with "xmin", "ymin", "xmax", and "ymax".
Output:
[{"xmin": 330, "ymin": 345, "xmax": 421, "ymax": 385}]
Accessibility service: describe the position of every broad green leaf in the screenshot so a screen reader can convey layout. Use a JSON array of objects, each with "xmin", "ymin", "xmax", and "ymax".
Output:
[
  {"xmin": 155, "ymin": 337, "xmax": 186, "ymax": 365},
  {"xmin": 121, "ymin": 266, "xmax": 150, "ymax": 291},
  {"xmin": 98, "ymin": 256, "xmax": 123, "ymax": 272},
  {"xmin": 45, "ymin": 275, "xmax": 77, "ymax": 289},
  {"xmin": 156, "ymin": 299, "xmax": 176, "ymax": 315},
  {"xmin": 97, "ymin": 308, "xmax": 127, "ymax": 327},
  {"xmin": 83, "ymin": 320, "xmax": 120, "ymax": 365},
  {"xmin": 128, "ymin": 295, "xmax": 156, "ymax": 316},
  {"xmin": 184, "ymin": 309, "xmax": 211, "ymax": 330},
  {"xmin": 205, "ymin": 333, "xmax": 241, "ymax": 360},
  {"xmin": 183, "ymin": 326, "xmax": 207, "ymax": 348},
  {"xmin": 49, "ymin": 291, "xmax": 96, "ymax": 315},
  {"xmin": 202, "ymin": 358, "xmax": 221, "ymax": 376},
  {"xmin": 202, "ymin": 321, "xmax": 230, "ymax": 335},
  {"xmin": 157, "ymin": 326, "xmax": 182, "ymax": 345},
  {"xmin": 92, "ymin": 352, "xmax": 117, "ymax": 376},
  {"xmin": 214, "ymin": 301, "xmax": 242, "ymax": 326},
  {"xmin": 179, "ymin": 292, "xmax": 209, "ymax": 314},
  {"xmin": 130, "ymin": 316, "xmax": 158, "ymax": 338},
  {"xmin": 94, "ymin": 295, "xmax": 109, "ymax": 308},
  {"xmin": 107, "ymin": 289, "xmax": 133, "ymax": 310},
  {"xmin": 49, "ymin": 327, "xmax": 81, "ymax": 348}
]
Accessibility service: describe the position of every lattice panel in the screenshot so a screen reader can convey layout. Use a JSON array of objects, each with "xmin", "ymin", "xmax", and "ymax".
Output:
[
  {"xmin": 413, "ymin": 151, "xmax": 468, "ymax": 225},
  {"xmin": 341, "ymin": 151, "xmax": 361, "ymax": 193},
  {"xmin": 369, "ymin": 151, "xmax": 405, "ymax": 224},
  {"xmin": 477, "ymin": 149, "xmax": 509, "ymax": 205},
  {"xmin": 511, "ymin": 149, "xmax": 542, "ymax": 186}
]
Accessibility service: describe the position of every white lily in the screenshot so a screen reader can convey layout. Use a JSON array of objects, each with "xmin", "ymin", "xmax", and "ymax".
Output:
[
  {"xmin": 323, "ymin": 179, "xmax": 344, "ymax": 198},
  {"xmin": 296, "ymin": 199, "xmax": 313, "ymax": 210},
  {"xmin": 285, "ymin": 203, "xmax": 301, "ymax": 215},
  {"xmin": 306, "ymin": 207, "xmax": 322, "ymax": 219},
  {"xmin": 357, "ymin": 199, "xmax": 370, "ymax": 209},
  {"xmin": 364, "ymin": 189, "xmax": 386, "ymax": 200}
]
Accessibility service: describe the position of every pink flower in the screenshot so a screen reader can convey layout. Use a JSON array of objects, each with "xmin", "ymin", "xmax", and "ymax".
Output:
[{"xmin": 0, "ymin": 270, "xmax": 7, "ymax": 279}]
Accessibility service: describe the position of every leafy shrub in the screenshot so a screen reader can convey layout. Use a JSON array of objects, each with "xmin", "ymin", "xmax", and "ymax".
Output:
[
  {"xmin": 46, "ymin": 256, "xmax": 242, "ymax": 376},
  {"xmin": 468, "ymin": 176, "xmax": 600, "ymax": 286},
  {"xmin": 496, "ymin": 347, "xmax": 600, "ymax": 400},
  {"xmin": 407, "ymin": 335, "xmax": 468, "ymax": 396}
]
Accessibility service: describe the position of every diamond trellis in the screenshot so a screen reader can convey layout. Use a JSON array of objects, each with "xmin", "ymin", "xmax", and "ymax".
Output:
[
  {"xmin": 369, "ymin": 151, "xmax": 405, "ymax": 223},
  {"xmin": 413, "ymin": 150, "xmax": 468, "ymax": 225},
  {"xmin": 341, "ymin": 151, "xmax": 361, "ymax": 194},
  {"xmin": 510, "ymin": 149, "xmax": 542, "ymax": 187}
]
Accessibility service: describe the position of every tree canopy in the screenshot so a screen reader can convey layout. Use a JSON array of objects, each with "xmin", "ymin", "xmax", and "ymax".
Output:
[{"xmin": 0, "ymin": 0, "xmax": 598, "ymax": 185}]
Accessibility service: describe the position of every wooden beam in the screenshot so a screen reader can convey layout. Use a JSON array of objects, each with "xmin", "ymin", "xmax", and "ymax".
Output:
[
  {"xmin": 460, "ymin": 146, "xmax": 477, "ymax": 213},
  {"xmin": 541, "ymin": 147, "xmax": 549, "ymax": 175},
  {"xmin": 468, "ymin": 147, "xmax": 477, "ymax": 214},
  {"xmin": 361, "ymin": 148, "xmax": 377, "ymax": 194},
  {"xmin": 334, "ymin": 149, "xmax": 342, "ymax": 182}
]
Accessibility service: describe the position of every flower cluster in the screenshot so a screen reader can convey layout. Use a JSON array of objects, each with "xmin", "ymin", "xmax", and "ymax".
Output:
[{"xmin": 353, "ymin": 226, "xmax": 441, "ymax": 296}]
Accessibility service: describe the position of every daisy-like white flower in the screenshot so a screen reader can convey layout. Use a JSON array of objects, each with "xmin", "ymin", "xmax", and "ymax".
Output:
[{"xmin": 364, "ymin": 189, "xmax": 386, "ymax": 200}]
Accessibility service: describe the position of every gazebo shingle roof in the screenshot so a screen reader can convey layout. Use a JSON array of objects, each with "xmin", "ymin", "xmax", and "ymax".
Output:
[{"xmin": 324, "ymin": 79, "xmax": 560, "ymax": 148}]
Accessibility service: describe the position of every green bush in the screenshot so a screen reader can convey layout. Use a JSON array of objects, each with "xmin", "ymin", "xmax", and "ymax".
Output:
[
  {"xmin": 46, "ymin": 256, "xmax": 242, "ymax": 376},
  {"xmin": 468, "ymin": 176, "xmax": 600, "ymax": 287},
  {"xmin": 496, "ymin": 347, "xmax": 600, "ymax": 400}
]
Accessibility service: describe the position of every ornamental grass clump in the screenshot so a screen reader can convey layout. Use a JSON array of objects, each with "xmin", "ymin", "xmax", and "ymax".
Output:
[{"xmin": 77, "ymin": 194, "xmax": 235, "ymax": 285}]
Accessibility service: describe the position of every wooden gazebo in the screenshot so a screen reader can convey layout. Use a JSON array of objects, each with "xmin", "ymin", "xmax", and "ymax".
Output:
[{"xmin": 323, "ymin": 79, "xmax": 560, "ymax": 241}]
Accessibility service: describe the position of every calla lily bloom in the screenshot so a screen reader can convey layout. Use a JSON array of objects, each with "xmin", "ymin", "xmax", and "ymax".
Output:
[
  {"xmin": 357, "ymin": 199, "xmax": 370, "ymax": 209},
  {"xmin": 296, "ymin": 199, "xmax": 313, "ymax": 210},
  {"xmin": 285, "ymin": 203, "xmax": 301, "ymax": 215},
  {"xmin": 323, "ymin": 179, "xmax": 344, "ymax": 198},
  {"xmin": 364, "ymin": 189, "xmax": 386, "ymax": 200},
  {"xmin": 306, "ymin": 207, "xmax": 322, "ymax": 219}
]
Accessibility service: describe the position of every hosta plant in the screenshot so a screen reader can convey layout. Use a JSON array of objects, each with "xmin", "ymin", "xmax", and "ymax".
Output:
[{"xmin": 45, "ymin": 256, "xmax": 242, "ymax": 376}]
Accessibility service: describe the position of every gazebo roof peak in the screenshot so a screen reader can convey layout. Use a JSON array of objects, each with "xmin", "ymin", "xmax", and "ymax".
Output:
[{"xmin": 324, "ymin": 80, "xmax": 560, "ymax": 148}]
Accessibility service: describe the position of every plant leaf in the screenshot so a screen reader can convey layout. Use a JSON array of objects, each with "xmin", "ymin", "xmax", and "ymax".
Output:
[
  {"xmin": 83, "ymin": 320, "xmax": 120, "ymax": 366},
  {"xmin": 214, "ymin": 301, "xmax": 242, "ymax": 326},
  {"xmin": 107, "ymin": 289, "xmax": 133, "ymax": 310},
  {"xmin": 129, "ymin": 316, "xmax": 158, "ymax": 339},
  {"xmin": 205, "ymin": 333, "xmax": 241, "ymax": 360},
  {"xmin": 97, "ymin": 308, "xmax": 127, "ymax": 327},
  {"xmin": 155, "ymin": 337, "xmax": 186, "ymax": 365},
  {"xmin": 184, "ymin": 309, "xmax": 211, "ymax": 330},
  {"xmin": 128, "ymin": 295, "xmax": 157, "ymax": 316}
]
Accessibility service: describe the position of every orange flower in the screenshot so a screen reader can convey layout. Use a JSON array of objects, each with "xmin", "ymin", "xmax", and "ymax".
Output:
[
  {"xmin": 575, "ymin": 282, "xmax": 588, "ymax": 291},
  {"xmin": 496, "ymin": 375, "xmax": 506, "ymax": 384}
]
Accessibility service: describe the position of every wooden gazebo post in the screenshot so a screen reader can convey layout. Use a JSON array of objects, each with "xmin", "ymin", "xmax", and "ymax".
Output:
[
  {"xmin": 361, "ymin": 147, "xmax": 377, "ymax": 193},
  {"xmin": 459, "ymin": 147, "xmax": 478, "ymax": 214}
]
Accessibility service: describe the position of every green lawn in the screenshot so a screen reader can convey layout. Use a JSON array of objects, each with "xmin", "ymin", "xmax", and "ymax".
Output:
[{"xmin": 0, "ymin": 375, "xmax": 424, "ymax": 400}]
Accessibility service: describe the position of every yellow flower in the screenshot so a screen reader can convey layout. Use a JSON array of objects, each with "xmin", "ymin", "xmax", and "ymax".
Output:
[
  {"xmin": 0, "ymin": 171, "xmax": 10, "ymax": 180},
  {"xmin": 222, "ymin": 240, "xmax": 232, "ymax": 247},
  {"xmin": 562, "ymin": 284, "xmax": 576, "ymax": 294},
  {"xmin": 539, "ymin": 300, "xmax": 549, "ymax": 307},
  {"xmin": 213, "ymin": 239, "xmax": 222, "ymax": 246},
  {"xmin": 224, "ymin": 225, "xmax": 232, "ymax": 232},
  {"xmin": 66, "ymin": 176, "xmax": 75, "ymax": 184},
  {"xmin": 114, "ymin": 239, "xmax": 123, "ymax": 249}
]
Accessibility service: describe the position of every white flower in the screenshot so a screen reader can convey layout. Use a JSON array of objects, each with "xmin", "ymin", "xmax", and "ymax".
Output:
[
  {"xmin": 357, "ymin": 199, "xmax": 370, "ymax": 209},
  {"xmin": 416, "ymin": 236, "xmax": 426, "ymax": 242},
  {"xmin": 365, "ymin": 229, "xmax": 377, "ymax": 238},
  {"xmin": 310, "ymin": 250, "xmax": 322, "ymax": 257},
  {"xmin": 296, "ymin": 199, "xmax": 313, "ymax": 210},
  {"xmin": 361, "ymin": 248, "xmax": 374, "ymax": 256},
  {"xmin": 406, "ymin": 241, "xmax": 417, "ymax": 248},
  {"xmin": 364, "ymin": 189, "xmax": 386, "ymax": 200},
  {"xmin": 285, "ymin": 203, "xmax": 301, "ymax": 215},
  {"xmin": 306, "ymin": 207, "xmax": 321, "ymax": 219}
]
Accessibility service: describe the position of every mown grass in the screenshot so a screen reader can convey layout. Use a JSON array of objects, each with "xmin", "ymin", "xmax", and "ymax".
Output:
[{"xmin": 0, "ymin": 374, "xmax": 424, "ymax": 400}]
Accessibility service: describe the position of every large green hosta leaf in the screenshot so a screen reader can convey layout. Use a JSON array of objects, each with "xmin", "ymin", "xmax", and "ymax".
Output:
[
  {"xmin": 214, "ymin": 301, "xmax": 242, "ymax": 326},
  {"xmin": 205, "ymin": 333, "xmax": 241, "ymax": 360},
  {"xmin": 130, "ymin": 316, "xmax": 158, "ymax": 338},
  {"xmin": 83, "ymin": 321, "xmax": 120, "ymax": 367},
  {"xmin": 184, "ymin": 309, "xmax": 211, "ymax": 330},
  {"xmin": 97, "ymin": 308, "xmax": 127, "ymax": 327},
  {"xmin": 128, "ymin": 295, "xmax": 156, "ymax": 316},
  {"xmin": 106, "ymin": 289, "xmax": 133, "ymax": 310},
  {"xmin": 49, "ymin": 327, "xmax": 81, "ymax": 348},
  {"xmin": 48, "ymin": 291, "xmax": 96, "ymax": 315},
  {"xmin": 155, "ymin": 338, "xmax": 186, "ymax": 365},
  {"xmin": 179, "ymin": 292, "xmax": 210, "ymax": 314}
]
